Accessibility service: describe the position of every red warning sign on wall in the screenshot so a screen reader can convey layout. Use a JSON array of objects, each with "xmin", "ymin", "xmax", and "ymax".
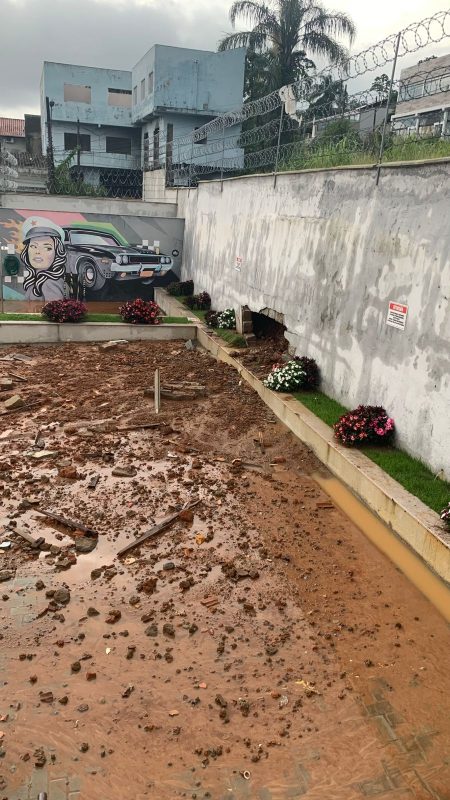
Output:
[{"xmin": 386, "ymin": 301, "xmax": 408, "ymax": 331}]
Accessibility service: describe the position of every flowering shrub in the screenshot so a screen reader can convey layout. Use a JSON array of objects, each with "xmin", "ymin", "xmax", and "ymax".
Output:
[
  {"xmin": 216, "ymin": 309, "xmax": 236, "ymax": 329},
  {"xmin": 334, "ymin": 405, "xmax": 395, "ymax": 446},
  {"xmin": 205, "ymin": 310, "xmax": 220, "ymax": 328},
  {"xmin": 293, "ymin": 356, "xmax": 320, "ymax": 389},
  {"xmin": 42, "ymin": 299, "xmax": 87, "ymax": 323},
  {"xmin": 264, "ymin": 360, "xmax": 307, "ymax": 392},
  {"xmin": 119, "ymin": 299, "xmax": 161, "ymax": 325},
  {"xmin": 184, "ymin": 291, "xmax": 211, "ymax": 311},
  {"xmin": 167, "ymin": 279, "xmax": 194, "ymax": 297},
  {"xmin": 440, "ymin": 503, "xmax": 450, "ymax": 528}
]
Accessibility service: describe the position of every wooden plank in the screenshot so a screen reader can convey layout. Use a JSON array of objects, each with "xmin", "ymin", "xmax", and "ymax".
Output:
[
  {"xmin": 35, "ymin": 508, "xmax": 98, "ymax": 538},
  {"xmin": 117, "ymin": 498, "xmax": 201, "ymax": 557}
]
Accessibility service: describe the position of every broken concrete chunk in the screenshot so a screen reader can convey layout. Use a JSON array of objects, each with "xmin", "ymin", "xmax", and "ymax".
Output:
[
  {"xmin": 0, "ymin": 379, "xmax": 14, "ymax": 391},
  {"xmin": 112, "ymin": 465, "xmax": 137, "ymax": 478},
  {"xmin": 3, "ymin": 395, "xmax": 24, "ymax": 410},
  {"xmin": 101, "ymin": 340, "xmax": 128, "ymax": 351}
]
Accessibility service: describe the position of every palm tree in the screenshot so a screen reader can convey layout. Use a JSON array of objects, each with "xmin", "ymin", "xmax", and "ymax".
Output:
[{"xmin": 218, "ymin": 0, "xmax": 356, "ymax": 91}]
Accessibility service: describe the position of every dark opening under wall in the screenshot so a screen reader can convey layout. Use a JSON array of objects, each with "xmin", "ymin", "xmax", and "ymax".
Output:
[{"xmin": 251, "ymin": 310, "xmax": 288, "ymax": 352}]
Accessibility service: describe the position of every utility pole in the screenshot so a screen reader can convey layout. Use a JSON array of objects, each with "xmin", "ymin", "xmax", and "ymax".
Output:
[{"xmin": 45, "ymin": 96, "xmax": 55, "ymax": 193}]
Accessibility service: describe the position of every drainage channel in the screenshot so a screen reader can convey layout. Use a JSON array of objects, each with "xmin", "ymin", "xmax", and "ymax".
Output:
[{"xmin": 314, "ymin": 472, "xmax": 450, "ymax": 623}]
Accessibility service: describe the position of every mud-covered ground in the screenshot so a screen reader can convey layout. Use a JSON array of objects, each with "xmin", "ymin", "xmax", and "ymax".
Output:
[{"xmin": 0, "ymin": 341, "xmax": 449, "ymax": 800}]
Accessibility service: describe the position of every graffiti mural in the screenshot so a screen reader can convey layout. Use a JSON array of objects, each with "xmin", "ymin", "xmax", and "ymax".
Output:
[
  {"xmin": 0, "ymin": 208, "xmax": 184, "ymax": 303},
  {"xmin": 20, "ymin": 217, "xmax": 67, "ymax": 301}
]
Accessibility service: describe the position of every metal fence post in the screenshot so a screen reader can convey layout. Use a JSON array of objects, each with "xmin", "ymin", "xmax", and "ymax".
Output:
[
  {"xmin": 220, "ymin": 119, "xmax": 226, "ymax": 191},
  {"xmin": 376, "ymin": 31, "xmax": 401, "ymax": 185},
  {"xmin": 273, "ymin": 103, "xmax": 284, "ymax": 188},
  {"xmin": 188, "ymin": 135, "xmax": 194, "ymax": 193}
]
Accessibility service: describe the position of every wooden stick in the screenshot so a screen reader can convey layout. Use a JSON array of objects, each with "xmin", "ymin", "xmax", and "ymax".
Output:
[
  {"xmin": 34, "ymin": 508, "xmax": 98, "ymax": 538},
  {"xmin": 7, "ymin": 526, "xmax": 45, "ymax": 549},
  {"xmin": 118, "ymin": 499, "xmax": 201, "ymax": 557},
  {"xmin": 8, "ymin": 372, "xmax": 28, "ymax": 382},
  {"xmin": 154, "ymin": 368, "xmax": 161, "ymax": 415},
  {"xmin": 117, "ymin": 422, "xmax": 164, "ymax": 432}
]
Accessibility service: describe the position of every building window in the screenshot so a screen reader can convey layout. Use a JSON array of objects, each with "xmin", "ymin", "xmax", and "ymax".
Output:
[
  {"xmin": 148, "ymin": 72, "xmax": 154, "ymax": 94},
  {"xmin": 64, "ymin": 132, "xmax": 91, "ymax": 151},
  {"xmin": 194, "ymin": 127, "xmax": 207, "ymax": 144},
  {"xmin": 399, "ymin": 80, "xmax": 424, "ymax": 102},
  {"xmin": 106, "ymin": 136, "xmax": 132, "ymax": 155},
  {"xmin": 64, "ymin": 84, "xmax": 91, "ymax": 103},
  {"xmin": 133, "ymin": 85, "xmax": 137, "ymax": 105},
  {"xmin": 141, "ymin": 78, "xmax": 145, "ymax": 101},
  {"xmin": 108, "ymin": 88, "xmax": 132, "ymax": 108}
]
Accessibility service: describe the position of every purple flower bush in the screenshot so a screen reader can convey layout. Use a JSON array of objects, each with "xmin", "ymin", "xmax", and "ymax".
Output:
[
  {"xmin": 119, "ymin": 299, "xmax": 161, "ymax": 325},
  {"xmin": 334, "ymin": 405, "xmax": 395, "ymax": 446},
  {"xmin": 42, "ymin": 299, "xmax": 87, "ymax": 323}
]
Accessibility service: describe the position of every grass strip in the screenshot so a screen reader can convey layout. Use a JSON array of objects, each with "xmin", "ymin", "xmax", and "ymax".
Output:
[
  {"xmin": 0, "ymin": 312, "xmax": 189, "ymax": 324},
  {"xmin": 294, "ymin": 389, "xmax": 449, "ymax": 515}
]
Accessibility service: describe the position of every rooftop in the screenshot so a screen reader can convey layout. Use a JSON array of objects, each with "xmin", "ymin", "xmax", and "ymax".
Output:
[{"xmin": 0, "ymin": 117, "xmax": 25, "ymax": 138}]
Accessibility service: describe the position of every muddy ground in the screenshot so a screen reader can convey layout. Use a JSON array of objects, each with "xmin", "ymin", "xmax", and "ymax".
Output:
[{"xmin": 0, "ymin": 340, "xmax": 449, "ymax": 800}]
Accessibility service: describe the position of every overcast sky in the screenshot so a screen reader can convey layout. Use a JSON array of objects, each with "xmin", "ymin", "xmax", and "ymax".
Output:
[{"xmin": 1, "ymin": 0, "xmax": 449, "ymax": 119}]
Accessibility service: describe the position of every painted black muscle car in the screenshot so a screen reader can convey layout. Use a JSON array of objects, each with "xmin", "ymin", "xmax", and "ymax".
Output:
[{"xmin": 62, "ymin": 227, "xmax": 175, "ymax": 292}]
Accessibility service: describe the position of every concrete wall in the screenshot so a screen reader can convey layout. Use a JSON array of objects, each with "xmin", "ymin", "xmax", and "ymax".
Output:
[
  {"xmin": 0, "ymin": 193, "xmax": 177, "ymax": 216},
  {"xmin": 179, "ymin": 161, "xmax": 450, "ymax": 479}
]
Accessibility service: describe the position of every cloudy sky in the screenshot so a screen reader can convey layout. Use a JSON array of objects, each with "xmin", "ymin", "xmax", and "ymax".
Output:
[{"xmin": 0, "ymin": 0, "xmax": 448, "ymax": 119}]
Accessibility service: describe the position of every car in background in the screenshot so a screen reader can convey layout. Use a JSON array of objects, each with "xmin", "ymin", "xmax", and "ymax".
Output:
[{"xmin": 63, "ymin": 227, "xmax": 174, "ymax": 292}]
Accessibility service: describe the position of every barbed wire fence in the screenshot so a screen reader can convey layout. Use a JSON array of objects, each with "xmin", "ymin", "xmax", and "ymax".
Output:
[{"xmin": 1, "ymin": 9, "xmax": 450, "ymax": 200}]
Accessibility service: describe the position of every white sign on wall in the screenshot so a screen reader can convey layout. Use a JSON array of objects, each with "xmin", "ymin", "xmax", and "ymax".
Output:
[{"xmin": 386, "ymin": 301, "xmax": 408, "ymax": 331}]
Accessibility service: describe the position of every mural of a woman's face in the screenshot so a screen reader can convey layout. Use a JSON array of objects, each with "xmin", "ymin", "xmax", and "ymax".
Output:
[{"xmin": 28, "ymin": 236, "xmax": 56, "ymax": 271}]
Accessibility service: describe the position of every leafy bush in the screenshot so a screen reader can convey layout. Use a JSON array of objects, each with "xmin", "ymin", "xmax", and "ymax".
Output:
[
  {"xmin": 440, "ymin": 502, "xmax": 450, "ymax": 528},
  {"xmin": 184, "ymin": 291, "xmax": 211, "ymax": 311},
  {"xmin": 264, "ymin": 360, "xmax": 307, "ymax": 392},
  {"xmin": 334, "ymin": 405, "xmax": 395, "ymax": 447},
  {"xmin": 119, "ymin": 299, "xmax": 161, "ymax": 325},
  {"xmin": 195, "ymin": 291, "xmax": 211, "ymax": 310},
  {"xmin": 216, "ymin": 309, "xmax": 236, "ymax": 329},
  {"xmin": 293, "ymin": 356, "xmax": 320, "ymax": 389},
  {"xmin": 42, "ymin": 299, "xmax": 87, "ymax": 323},
  {"xmin": 167, "ymin": 280, "xmax": 194, "ymax": 297},
  {"xmin": 205, "ymin": 310, "xmax": 220, "ymax": 328}
]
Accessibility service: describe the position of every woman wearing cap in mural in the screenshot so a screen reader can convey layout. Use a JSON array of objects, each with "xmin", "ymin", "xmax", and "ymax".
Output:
[{"xmin": 20, "ymin": 217, "xmax": 67, "ymax": 301}]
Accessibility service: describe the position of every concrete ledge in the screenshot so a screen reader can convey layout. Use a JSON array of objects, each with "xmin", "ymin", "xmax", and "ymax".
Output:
[
  {"xmin": 0, "ymin": 321, "xmax": 195, "ymax": 345},
  {"xmin": 189, "ymin": 318, "xmax": 450, "ymax": 587}
]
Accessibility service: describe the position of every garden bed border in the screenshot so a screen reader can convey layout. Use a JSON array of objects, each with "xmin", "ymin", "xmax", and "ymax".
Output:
[
  {"xmin": 154, "ymin": 289, "xmax": 450, "ymax": 586},
  {"xmin": 0, "ymin": 320, "xmax": 196, "ymax": 344}
]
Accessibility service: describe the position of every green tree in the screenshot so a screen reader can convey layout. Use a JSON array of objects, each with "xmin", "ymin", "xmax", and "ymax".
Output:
[
  {"xmin": 308, "ymin": 74, "xmax": 349, "ymax": 118},
  {"xmin": 218, "ymin": 0, "xmax": 356, "ymax": 91},
  {"xmin": 370, "ymin": 73, "xmax": 398, "ymax": 103}
]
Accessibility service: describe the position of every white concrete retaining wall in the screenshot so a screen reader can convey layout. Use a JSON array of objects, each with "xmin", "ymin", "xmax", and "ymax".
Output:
[
  {"xmin": 178, "ymin": 162, "xmax": 450, "ymax": 479},
  {"xmin": 0, "ymin": 321, "xmax": 195, "ymax": 345},
  {"xmin": 1, "ymin": 193, "xmax": 177, "ymax": 218}
]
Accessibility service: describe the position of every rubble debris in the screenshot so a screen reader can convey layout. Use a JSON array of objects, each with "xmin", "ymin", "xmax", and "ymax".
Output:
[
  {"xmin": 87, "ymin": 475, "xmax": 100, "ymax": 490},
  {"xmin": 3, "ymin": 395, "xmax": 24, "ymax": 410},
  {"xmin": 33, "ymin": 747, "xmax": 46, "ymax": 768},
  {"xmin": 105, "ymin": 609, "xmax": 122, "ymax": 624},
  {"xmin": 101, "ymin": 340, "xmax": 129, "ymax": 350},
  {"xmin": 53, "ymin": 588, "xmax": 70, "ymax": 605},
  {"xmin": 112, "ymin": 465, "xmax": 137, "ymax": 478}
]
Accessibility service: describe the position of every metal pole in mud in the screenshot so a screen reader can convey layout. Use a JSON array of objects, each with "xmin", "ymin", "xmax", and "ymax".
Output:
[
  {"xmin": 154, "ymin": 368, "xmax": 161, "ymax": 414},
  {"xmin": 0, "ymin": 249, "xmax": 3, "ymax": 315}
]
